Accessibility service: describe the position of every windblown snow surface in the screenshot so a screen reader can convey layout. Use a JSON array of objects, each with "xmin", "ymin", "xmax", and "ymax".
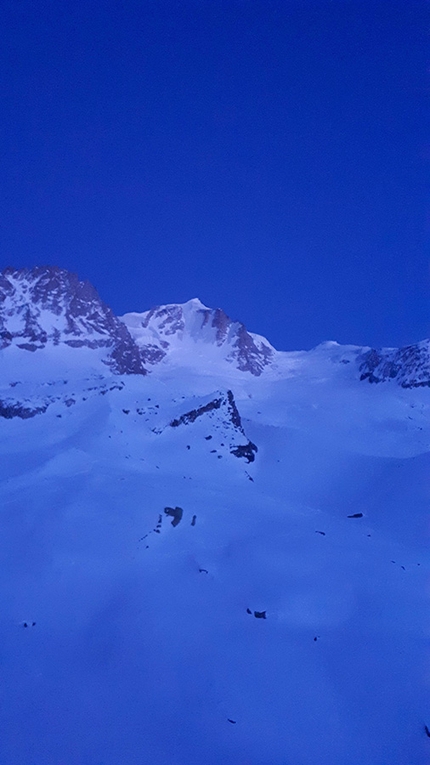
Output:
[{"xmin": 0, "ymin": 340, "xmax": 429, "ymax": 765}]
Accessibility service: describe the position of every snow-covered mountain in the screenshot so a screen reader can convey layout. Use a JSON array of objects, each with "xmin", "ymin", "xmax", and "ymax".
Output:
[
  {"xmin": 0, "ymin": 266, "xmax": 145, "ymax": 375},
  {"xmin": 0, "ymin": 266, "xmax": 429, "ymax": 765},
  {"xmin": 2, "ymin": 265, "xmax": 430, "ymax": 387},
  {"xmin": 121, "ymin": 297, "xmax": 275, "ymax": 375}
]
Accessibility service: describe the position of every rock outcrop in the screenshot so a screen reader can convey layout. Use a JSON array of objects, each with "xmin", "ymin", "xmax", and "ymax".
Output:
[
  {"xmin": 358, "ymin": 340, "xmax": 430, "ymax": 388},
  {"xmin": 0, "ymin": 266, "xmax": 146, "ymax": 375}
]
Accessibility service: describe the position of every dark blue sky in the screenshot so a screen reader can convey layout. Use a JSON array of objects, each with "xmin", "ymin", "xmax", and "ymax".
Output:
[{"xmin": 1, "ymin": 0, "xmax": 428, "ymax": 350}]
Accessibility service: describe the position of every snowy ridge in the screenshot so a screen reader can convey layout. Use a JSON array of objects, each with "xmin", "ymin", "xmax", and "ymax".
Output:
[
  {"xmin": 121, "ymin": 297, "xmax": 275, "ymax": 375},
  {"xmin": 0, "ymin": 266, "xmax": 146, "ymax": 375},
  {"xmin": 2, "ymin": 266, "xmax": 430, "ymax": 387}
]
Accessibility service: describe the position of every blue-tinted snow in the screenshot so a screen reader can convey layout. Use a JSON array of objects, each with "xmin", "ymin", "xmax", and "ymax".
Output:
[{"xmin": 0, "ymin": 351, "xmax": 429, "ymax": 765}]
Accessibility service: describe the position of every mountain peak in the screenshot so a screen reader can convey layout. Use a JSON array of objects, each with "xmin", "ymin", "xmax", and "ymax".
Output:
[
  {"xmin": 184, "ymin": 297, "xmax": 210, "ymax": 310},
  {"xmin": 0, "ymin": 266, "xmax": 146, "ymax": 375},
  {"xmin": 121, "ymin": 299, "xmax": 275, "ymax": 376}
]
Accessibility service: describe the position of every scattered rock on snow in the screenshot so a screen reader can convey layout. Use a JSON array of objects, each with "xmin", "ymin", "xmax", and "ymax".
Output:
[
  {"xmin": 164, "ymin": 506, "xmax": 183, "ymax": 527},
  {"xmin": 0, "ymin": 400, "xmax": 48, "ymax": 419},
  {"xmin": 230, "ymin": 442, "xmax": 258, "ymax": 463}
]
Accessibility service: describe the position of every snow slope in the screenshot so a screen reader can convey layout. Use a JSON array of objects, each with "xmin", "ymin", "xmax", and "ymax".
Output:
[{"xmin": 0, "ymin": 271, "xmax": 429, "ymax": 765}]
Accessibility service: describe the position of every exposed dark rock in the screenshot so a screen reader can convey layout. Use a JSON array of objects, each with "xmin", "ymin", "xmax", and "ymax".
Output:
[
  {"xmin": 315, "ymin": 531, "xmax": 326, "ymax": 536},
  {"xmin": 254, "ymin": 611, "xmax": 266, "ymax": 619},
  {"xmin": 191, "ymin": 515, "xmax": 197, "ymax": 526},
  {"xmin": 358, "ymin": 341, "xmax": 430, "ymax": 388},
  {"xmin": 164, "ymin": 506, "xmax": 183, "ymax": 527},
  {"xmin": 425, "ymin": 725, "xmax": 430, "ymax": 738},
  {"xmin": 0, "ymin": 400, "xmax": 48, "ymax": 418},
  {"xmin": 170, "ymin": 397, "xmax": 223, "ymax": 427},
  {"xmin": 246, "ymin": 608, "xmax": 252, "ymax": 615},
  {"xmin": 227, "ymin": 719, "xmax": 236, "ymax": 724},
  {"xmin": 347, "ymin": 513, "xmax": 363, "ymax": 518},
  {"xmin": 170, "ymin": 390, "xmax": 258, "ymax": 464},
  {"xmin": 140, "ymin": 344, "xmax": 166, "ymax": 365},
  {"xmin": 230, "ymin": 442, "xmax": 258, "ymax": 463},
  {"xmin": 16, "ymin": 343, "xmax": 39, "ymax": 352},
  {"xmin": 230, "ymin": 324, "xmax": 273, "ymax": 376},
  {"xmin": 226, "ymin": 389, "xmax": 242, "ymax": 429},
  {"xmin": 0, "ymin": 266, "xmax": 147, "ymax": 375}
]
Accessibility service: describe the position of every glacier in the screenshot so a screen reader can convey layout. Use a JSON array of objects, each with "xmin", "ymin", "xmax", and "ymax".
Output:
[{"xmin": 0, "ymin": 266, "xmax": 429, "ymax": 765}]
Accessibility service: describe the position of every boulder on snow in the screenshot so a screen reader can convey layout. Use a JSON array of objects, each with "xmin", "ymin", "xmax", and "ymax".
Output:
[
  {"xmin": 230, "ymin": 442, "xmax": 258, "ymax": 463},
  {"xmin": 164, "ymin": 506, "xmax": 183, "ymax": 527}
]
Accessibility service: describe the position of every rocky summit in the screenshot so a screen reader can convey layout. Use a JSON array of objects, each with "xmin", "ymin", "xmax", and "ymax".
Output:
[{"xmin": 121, "ymin": 297, "xmax": 274, "ymax": 375}]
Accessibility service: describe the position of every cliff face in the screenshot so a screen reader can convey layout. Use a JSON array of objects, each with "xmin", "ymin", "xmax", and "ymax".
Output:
[
  {"xmin": 0, "ymin": 266, "xmax": 146, "ymax": 375},
  {"xmin": 359, "ymin": 340, "xmax": 430, "ymax": 388}
]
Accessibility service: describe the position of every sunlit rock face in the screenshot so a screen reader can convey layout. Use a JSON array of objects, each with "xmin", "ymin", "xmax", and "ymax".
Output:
[
  {"xmin": 359, "ymin": 340, "xmax": 430, "ymax": 388},
  {"xmin": 2, "ymin": 265, "xmax": 430, "ymax": 390},
  {"xmin": 121, "ymin": 298, "xmax": 275, "ymax": 375},
  {"xmin": 0, "ymin": 266, "xmax": 146, "ymax": 375}
]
